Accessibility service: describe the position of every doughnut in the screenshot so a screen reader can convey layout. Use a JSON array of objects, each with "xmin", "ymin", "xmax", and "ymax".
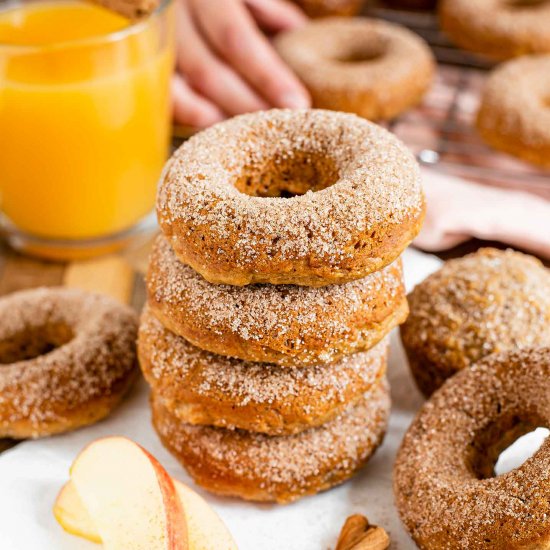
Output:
[
  {"xmin": 0, "ymin": 287, "xmax": 138, "ymax": 439},
  {"xmin": 147, "ymin": 235, "xmax": 407, "ymax": 367},
  {"xmin": 400, "ymin": 248, "xmax": 550, "ymax": 397},
  {"xmin": 476, "ymin": 55, "xmax": 550, "ymax": 168},
  {"xmin": 291, "ymin": 0, "xmax": 364, "ymax": 17},
  {"xmin": 440, "ymin": 0, "xmax": 550, "ymax": 60},
  {"xmin": 139, "ymin": 306, "xmax": 388, "ymax": 435},
  {"xmin": 383, "ymin": 0, "xmax": 436, "ymax": 9},
  {"xmin": 394, "ymin": 348, "xmax": 550, "ymax": 549},
  {"xmin": 158, "ymin": 109, "xmax": 425, "ymax": 286},
  {"xmin": 275, "ymin": 19, "xmax": 435, "ymax": 121},
  {"xmin": 152, "ymin": 380, "xmax": 390, "ymax": 503}
]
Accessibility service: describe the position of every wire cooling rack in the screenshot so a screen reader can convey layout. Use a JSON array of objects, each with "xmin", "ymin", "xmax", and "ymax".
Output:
[
  {"xmin": 175, "ymin": 3, "xmax": 549, "ymax": 198},
  {"xmin": 366, "ymin": 2, "xmax": 550, "ymax": 199}
]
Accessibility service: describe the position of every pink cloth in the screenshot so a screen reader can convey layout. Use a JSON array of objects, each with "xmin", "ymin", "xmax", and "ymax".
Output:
[{"xmin": 414, "ymin": 169, "xmax": 550, "ymax": 259}]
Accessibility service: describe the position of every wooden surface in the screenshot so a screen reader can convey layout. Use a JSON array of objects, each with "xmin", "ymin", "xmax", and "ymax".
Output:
[{"xmin": 0, "ymin": 236, "xmax": 151, "ymax": 307}]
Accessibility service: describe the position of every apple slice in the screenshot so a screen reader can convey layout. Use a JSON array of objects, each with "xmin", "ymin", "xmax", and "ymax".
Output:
[
  {"xmin": 69, "ymin": 436, "xmax": 187, "ymax": 550},
  {"xmin": 54, "ymin": 481, "xmax": 101, "ymax": 544},
  {"xmin": 55, "ymin": 479, "xmax": 237, "ymax": 550},
  {"xmin": 175, "ymin": 482, "xmax": 237, "ymax": 550}
]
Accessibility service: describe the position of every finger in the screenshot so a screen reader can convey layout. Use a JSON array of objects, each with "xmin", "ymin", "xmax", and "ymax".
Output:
[
  {"xmin": 176, "ymin": 1, "xmax": 269, "ymax": 115},
  {"xmin": 191, "ymin": 0, "xmax": 310, "ymax": 109},
  {"xmin": 171, "ymin": 75, "xmax": 226, "ymax": 128},
  {"xmin": 245, "ymin": 0, "xmax": 307, "ymax": 31}
]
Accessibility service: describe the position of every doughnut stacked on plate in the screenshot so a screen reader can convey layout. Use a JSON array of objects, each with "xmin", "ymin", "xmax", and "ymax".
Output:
[{"xmin": 139, "ymin": 109, "xmax": 426, "ymax": 503}]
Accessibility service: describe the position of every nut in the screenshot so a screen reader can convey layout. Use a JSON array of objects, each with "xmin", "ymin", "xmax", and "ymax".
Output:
[{"xmin": 335, "ymin": 514, "xmax": 390, "ymax": 550}]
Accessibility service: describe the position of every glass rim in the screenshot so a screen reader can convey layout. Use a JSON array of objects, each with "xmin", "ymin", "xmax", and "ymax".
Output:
[{"xmin": 0, "ymin": 0, "xmax": 172, "ymax": 52}]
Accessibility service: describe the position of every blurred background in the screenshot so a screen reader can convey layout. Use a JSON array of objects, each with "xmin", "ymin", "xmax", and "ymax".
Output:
[{"xmin": 0, "ymin": 0, "xmax": 548, "ymax": 302}]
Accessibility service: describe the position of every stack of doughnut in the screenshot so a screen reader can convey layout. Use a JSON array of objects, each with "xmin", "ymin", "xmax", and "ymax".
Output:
[{"xmin": 139, "ymin": 108, "xmax": 426, "ymax": 503}]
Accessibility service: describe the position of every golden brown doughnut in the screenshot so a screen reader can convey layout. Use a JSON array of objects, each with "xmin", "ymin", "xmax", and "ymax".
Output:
[
  {"xmin": 158, "ymin": 109, "xmax": 425, "ymax": 286},
  {"xmin": 400, "ymin": 248, "xmax": 550, "ymax": 397},
  {"xmin": 275, "ymin": 18, "xmax": 435, "ymax": 121},
  {"xmin": 440, "ymin": 0, "xmax": 550, "ymax": 60},
  {"xmin": 152, "ymin": 380, "xmax": 390, "ymax": 503},
  {"xmin": 291, "ymin": 0, "xmax": 364, "ymax": 17},
  {"xmin": 139, "ymin": 306, "xmax": 388, "ymax": 435},
  {"xmin": 0, "ymin": 287, "xmax": 138, "ymax": 439},
  {"xmin": 147, "ymin": 235, "xmax": 407, "ymax": 367},
  {"xmin": 476, "ymin": 55, "xmax": 550, "ymax": 168},
  {"xmin": 383, "ymin": 0, "xmax": 436, "ymax": 9},
  {"xmin": 394, "ymin": 348, "xmax": 550, "ymax": 549}
]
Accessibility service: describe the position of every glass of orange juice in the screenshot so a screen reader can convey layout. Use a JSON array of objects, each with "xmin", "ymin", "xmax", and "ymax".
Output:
[{"xmin": 0, "ymin": 0, "xmax": 175, "ymax": 259}]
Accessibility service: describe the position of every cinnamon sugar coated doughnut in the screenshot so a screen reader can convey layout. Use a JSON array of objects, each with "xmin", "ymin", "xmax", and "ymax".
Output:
[
  {"xmin": 440, "ymin": 0, "xmax": 550, "ymax": 60},
  {"xmin": 394, "ymin": 348, "xmax": 550, "ymax": 549},
  {"xmin": 384, "ymin": 0, "xmax": 436, "ymax": 9},
  {"xmin": 153, "ymin": 380, "xmax": 390, "ymax": 503},
  {"xmin": 147, "ymin": 235, "xmax": 407, "ymax": 367},
  {"xmin": 139, "ymin": 306, "xmax": 388, "ymax": 435},
  {"xmin": 275, "ymin": 19, "xmax": 434, "ymax": 121},
  {"xmin": 401, "ymin": 248, "xmax": 550, "ymax": 397},
  {"xmin": 158, "ymin": 109, "xmax": 425, "ymax": 286},
  {"xmin": 476, "ymin": 55, "xmax": 550, "ymax": 168},
  {"xmin": 291, "ymin": 0, "xmax": 364, "ymax": 17},
  {"xmin": 0, "ymin": 288, "xmax": 138, "ymax": 438}
]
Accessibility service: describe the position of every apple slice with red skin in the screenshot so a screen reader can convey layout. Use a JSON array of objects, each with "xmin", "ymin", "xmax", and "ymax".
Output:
[
  {"xmin": 68, "ymin": 437, "xmax": 187, "ymax": 550},
  {"xmin": 55, "ymin": 479, "xmax": 237, "ymax": 550},
  {"xmin": 54, "ymin": 436, "xmax": 237, "ymax": 549}
]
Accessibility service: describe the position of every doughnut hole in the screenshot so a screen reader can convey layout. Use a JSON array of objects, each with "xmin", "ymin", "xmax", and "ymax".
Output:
[
  {"xmin": 0, "ymin": 323, "xmax": 73, "ymax": 364},
  {"xmin": 333, "ymin": 43, "xmax": 385, "ymax": 63},
  {"xmin": 495, "ymin": 427, "xmax": 550, "ymax": 475},
  {"xmin": 234, "ymin": 150, "xmax": 340, "ymax": 198},
  {"xmin": 328, "ymin": 39, "xmax": 387, "ymax": 64},
  {"xmin": 467, "ymin": 412, "xmax": 549, "ymax": 479}
]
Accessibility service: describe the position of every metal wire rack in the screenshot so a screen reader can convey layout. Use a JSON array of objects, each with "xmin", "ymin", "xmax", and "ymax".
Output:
[
  {"xmin": 174, "ymin": 3, "xmax": 549, "ymax": 198},
  {"xmin": 366, "ymin": 2, "xmax": 550, "ymax": 199}
]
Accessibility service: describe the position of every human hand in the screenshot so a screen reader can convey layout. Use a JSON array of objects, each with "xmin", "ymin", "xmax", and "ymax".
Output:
[{"xmin": 173, "ymin": 0, "xmax": 311, "ymax": 128}]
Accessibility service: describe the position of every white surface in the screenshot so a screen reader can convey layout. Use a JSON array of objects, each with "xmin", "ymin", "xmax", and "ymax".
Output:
[{"xmin": 0, "ymin": 248, "xmax": 542, "ymax": 550}]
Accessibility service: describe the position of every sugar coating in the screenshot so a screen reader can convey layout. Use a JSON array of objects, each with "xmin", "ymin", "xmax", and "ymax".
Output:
[
  {"xmin": 0, "ymin": 287, "xmax": 138, "ymax": 433},
  {"xmin": 140, "ymin": 307, "xmax": 387, "ymax": 409},
  {"xmin": 394, "ymin": 348, "xmax": 550, "ymax": 549},
  {"xmin": 441, "ymin": 0, "xmax": 550, "ymax": 59},
  {"xmin": 153, "ymin": 380, "xmax": 390, "ymax": 502},
  {"xmin": 275, "ymin": 17, "xmax": 434, "ymax": 93},
  {"xmin": 147, "ymin": 235, "xmax": 405, "ymax": 365},
  {"xmin": 157, "ymin": 109, "xmax": 423, "ymax": 266},
  {"xmin": 402, "ymin": 248, "xmax": 550, "ymax": 374},
  {"xmin": 478, "ymin": 55, "xmax": 550, "ymax": 148}
]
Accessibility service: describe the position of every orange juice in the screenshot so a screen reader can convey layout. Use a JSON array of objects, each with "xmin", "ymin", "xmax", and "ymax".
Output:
[{"xmin": 0, "ymin": 0, "xmax": 174, "ymax": 253}]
